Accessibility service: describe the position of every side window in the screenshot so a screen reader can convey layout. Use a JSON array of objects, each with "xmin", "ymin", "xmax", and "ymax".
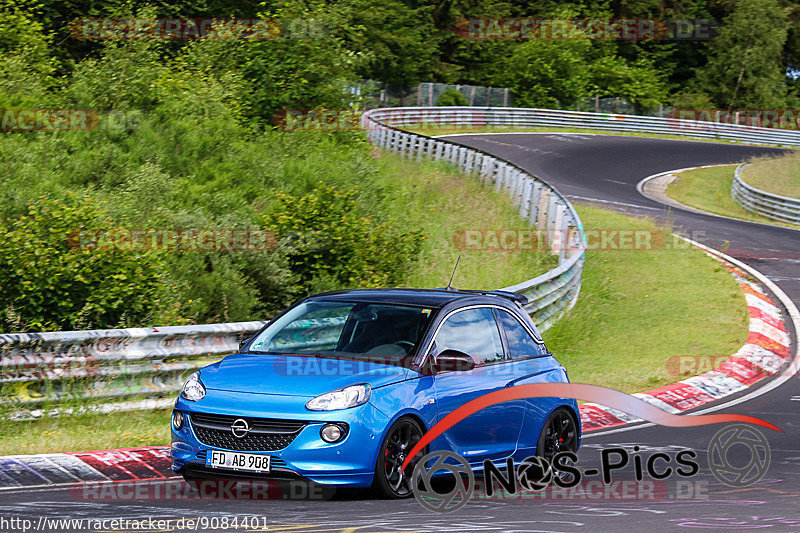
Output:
[
  {"xmin": 430, "ymin": 308, "xmax": 504, "ymax": 366},
  {"xmin": 496, "ymin": 309, "xmax": 545, "ymax": 360}
]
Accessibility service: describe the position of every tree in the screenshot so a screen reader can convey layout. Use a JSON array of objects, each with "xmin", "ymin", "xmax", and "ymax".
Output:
[
  {"xmin": 493, "ymin": 39, "xmax": 591, "ymax": 109},
  {"xmin": 698, "ymin": 0, "xmax": 791, "ymax": 109},
  {"xmin": 588, "ymin": 56, "xmax": 667, "ymax": 113},
  {"xmin": 334, "ymin": 0, "xmax": 437, "ymax": 87}
]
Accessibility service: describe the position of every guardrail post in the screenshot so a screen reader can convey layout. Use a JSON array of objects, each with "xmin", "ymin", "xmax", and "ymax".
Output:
[
  {"xmin": 479, "ymin": 157, "xmax": 492, "ymax": 183},
  {"xmin": 547, "ymin": 193, "xmax": 558, "ymax": 237},
  {"xmin": 434, "ymin": 141, "xmax": 444, "ymax": 160},
  {"xmin": 520, "ymin": 179, "xmax": 533, "ymax": 219},
  {"xmin": 554, "ymin": 204, "xmax": 568, "ymax": 262},
  {"xmin": 511, "ymin": 169, "xmax": 524, "ymax": 206},
  {"xmin": 536, "ymin": 187, "xmax": 550, "ymax": 237},
  {"xmin": 507, "ymin": 166, "xmax": 517, "ymax": 195},
  {"xmin": 471, "ymin": 152, "xmax": 482, "ymax": 176},
  {"xmin": 465, "ymin": 150, "xmax": 475, "ymax": 174},
  {"xmin": 527, "ymin": 182, "xmax": 542, "ymax": 226},
  {"xmin": 495, "ymin": 162, "xmax": 507, "ymax": 192}
]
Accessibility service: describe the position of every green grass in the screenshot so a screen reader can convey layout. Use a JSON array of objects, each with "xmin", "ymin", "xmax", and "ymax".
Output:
[
  {"xmin": 743, "ymin": 150, "xmax": 800, "ymax": 198},
  {"xmin": 405, "ymin": 124, "xmax": 782, "ymax": 147},
  {"xmin": 377, "ymin": 153, "xmax": 557, "ymax": 289},
  {"xmin": 0, "ymin": 167, "xmax": 752, "ymax": 455},
  {"xmin": 546, "ymin": 204, "xmax": 749, "ymax": 393},
  {"xmin": 666, "ymin": 165, "xmax": 800, "ymax": 230},
  {"xmin": 0, "ymin": 409, "xmax": 171, "ymax": 455}
]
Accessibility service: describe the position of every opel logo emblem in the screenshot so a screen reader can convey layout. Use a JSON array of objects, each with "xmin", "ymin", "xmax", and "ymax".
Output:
[{"xmin": 231, "ymin": 418, "xmax": 250, "ymax": 438}]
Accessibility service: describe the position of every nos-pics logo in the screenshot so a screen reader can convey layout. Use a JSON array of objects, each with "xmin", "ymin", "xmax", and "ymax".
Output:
[{"xmin": 411, "ymin": 424, "xmax": 771, "ymax": 512}]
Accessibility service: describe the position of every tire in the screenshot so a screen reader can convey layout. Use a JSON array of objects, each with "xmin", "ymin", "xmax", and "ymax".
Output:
[
  {"xmin": 536, "ymin": 407, "xmax": 579, "ymax": 463},
  {"xmin": 372, "ymin": 417, "xmax": 426, "ymax": 498}
]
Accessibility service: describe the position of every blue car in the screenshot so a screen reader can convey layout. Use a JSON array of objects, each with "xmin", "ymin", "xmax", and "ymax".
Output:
[{"xmin": 170, "ymin": 288, "xmax": 580, "ymax": 498}]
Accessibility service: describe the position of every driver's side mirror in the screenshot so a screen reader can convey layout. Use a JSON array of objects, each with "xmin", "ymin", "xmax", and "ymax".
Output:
[
  {"xmin": 239, "ymin": 336, "xmax": 254, "ymax": 351},
  {"xmin": 434, "ymin": 349, "xmax": 476, "ymax": 373}
]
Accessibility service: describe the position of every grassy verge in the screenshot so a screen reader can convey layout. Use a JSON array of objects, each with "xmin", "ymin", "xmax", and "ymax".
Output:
[
  {"xmin": 743, "ymin": 150, "xmax": 800, "ymax": 198},
  {"xmin": 378, "ymin": 153, "xmax": 558, "ymax": 289},
  {"xmin": 0, "ymin": 409, "xmax": 172, "ymax": 455},
  {"xmin": 404, "ymin": 124, "xmax": 776, "ymax": 146},
  {"xmin": 666, "ymin": 165, "xmax": 800, "ymax": 230},
  {"xmin": 0, "ymin": 165, "xmax": 752, "ymax": 454},
  {"xmin": 546, "ymin": 204, "xmax": 749, "ymax": 393}
]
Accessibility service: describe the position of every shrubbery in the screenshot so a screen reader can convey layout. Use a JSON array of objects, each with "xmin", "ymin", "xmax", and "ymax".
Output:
[
  {"xmin": 0, "ymin": 195, "xmax": 182, "ymax": 332},
  {"xmin": 265, "ymin": 183, "xmax": 425, "ymax": 292},
  {"xmin": 436, "ymin": 89, "xmax": 469, "ymax": 106}
]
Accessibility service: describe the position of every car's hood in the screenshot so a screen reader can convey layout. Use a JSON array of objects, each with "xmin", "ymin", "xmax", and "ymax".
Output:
[{"xmin": 199, "ymin": 353, "xmax": 417, "ymax": 397}]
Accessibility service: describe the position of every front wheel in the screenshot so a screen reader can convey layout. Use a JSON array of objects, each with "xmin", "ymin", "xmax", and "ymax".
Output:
[
  {"xmin": 372, "ymin": 417, "xmax": 426, "ymax": 498},
  {"xmin": 537, "ymin": 407, "xmax": 579, "ymax": 463}
]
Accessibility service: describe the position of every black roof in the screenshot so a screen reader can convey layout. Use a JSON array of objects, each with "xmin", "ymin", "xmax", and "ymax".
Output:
[{"xmin": 306, "ymin": 288, "xmax": 527, "ymax": 308}]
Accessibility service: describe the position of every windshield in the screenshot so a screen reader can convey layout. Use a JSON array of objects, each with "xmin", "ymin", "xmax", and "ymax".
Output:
[{"xmin": 248, "ymin": 300, "xmax": 433, "ymax": 365}]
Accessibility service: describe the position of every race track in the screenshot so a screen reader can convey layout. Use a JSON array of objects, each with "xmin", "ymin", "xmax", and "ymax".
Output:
[{"xmin": 3, "ymin": 133, "xmax": 799, "ymax": 533}]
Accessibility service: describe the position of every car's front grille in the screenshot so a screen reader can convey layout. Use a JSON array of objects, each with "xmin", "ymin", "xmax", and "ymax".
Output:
[{"xmin": 190, "ymin": 412, "xmax": 308, "ymax": 452}]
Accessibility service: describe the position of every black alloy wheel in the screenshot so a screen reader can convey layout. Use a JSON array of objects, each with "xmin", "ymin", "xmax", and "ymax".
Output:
[{"xmin": 373, "ymin": 417, "xmax": 426, "ymax": 498}]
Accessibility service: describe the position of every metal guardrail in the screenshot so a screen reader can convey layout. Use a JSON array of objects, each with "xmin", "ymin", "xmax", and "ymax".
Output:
[
  {"xmin": 0, "ymin": 321, "xmax": 267, "ymax": 407},
  {"xmin": 732, "ymin": 164, "xmax": 800, "ymax": 225},
  {"xmin": 368, "ymin": 107, "xmax": 800, "ymax": 147},
  {"xmin": 362, "ymin": 107, "xmax": 587, "ymax": 331},
  {"xmin": 0, "ymin": 318, "xmax": 353, "ymax": 408}
]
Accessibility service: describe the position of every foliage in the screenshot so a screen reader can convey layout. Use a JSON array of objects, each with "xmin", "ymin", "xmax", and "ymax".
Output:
[
  {"xmin": 263, "ymin": 183, "xmax": 425, "ymax": 291},
  {"xmin": 587, "ymin": 56, "xmax": 667, "ymax": 113},
  {"xmin": 0, "ymin": 0, "xmax": 798, "ymax": 332},
  {"xmin": 436, "ymin": 88, "xmax": 469, "ymax": 106},
  {"xmin": 0, "ymin": 0, "xmax": 57, "ymax": 107},
  {"xmin": 0, "ymin": 195, "xmax": 181, "ymax": 332},
  {"xmin": 494, "ymin": 40, "xmax": 590, "ymax": 109},
  {"xmin": 698, "ymin": 0, "xmax": 791, "ymax": 108}
]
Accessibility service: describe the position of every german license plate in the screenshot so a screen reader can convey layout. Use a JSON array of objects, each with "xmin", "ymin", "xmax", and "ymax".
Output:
[{"xmin": 205, "ymin": 450, "xmax": 271, "ymax": 473}]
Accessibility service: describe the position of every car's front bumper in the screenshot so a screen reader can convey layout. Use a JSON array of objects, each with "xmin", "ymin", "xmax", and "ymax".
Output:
[{"xmin": 170, "ymin": 390, "xmax": 391, "ymax": 488}]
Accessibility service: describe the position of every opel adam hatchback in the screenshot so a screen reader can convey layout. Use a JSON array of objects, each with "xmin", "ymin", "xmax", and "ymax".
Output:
[{"xmin": 170, "ymin": 288, "xmax": 580, "ymax": 498}]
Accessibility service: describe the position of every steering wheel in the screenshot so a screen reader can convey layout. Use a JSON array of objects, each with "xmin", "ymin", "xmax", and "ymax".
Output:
[{"xmin": 394, "ymin": 341, "xmax": 415, "ymax": 354}]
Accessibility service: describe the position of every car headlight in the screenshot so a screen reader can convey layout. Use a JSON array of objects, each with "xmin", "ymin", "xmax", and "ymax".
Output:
[
  {"xmin": 180, "ymin": 372, "xmax": 206, "ymax": 402},
  {"xmin": 306, "ymin": 384, "xmax": 371, "ymax": 411}
]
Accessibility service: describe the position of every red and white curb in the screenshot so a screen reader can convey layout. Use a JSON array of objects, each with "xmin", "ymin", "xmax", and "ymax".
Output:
[
  {"xmin": 579, "ymin": 249, "xmax": 792, "ymax": 432},
  {"xmin": 0, "ymin": 446, "xmax": 175, "ymax": 490}
]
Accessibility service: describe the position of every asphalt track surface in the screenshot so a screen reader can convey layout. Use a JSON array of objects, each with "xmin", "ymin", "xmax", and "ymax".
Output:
[{"xmin": 3, "ymin": 133, "xmax": 799, "ymax": 533}]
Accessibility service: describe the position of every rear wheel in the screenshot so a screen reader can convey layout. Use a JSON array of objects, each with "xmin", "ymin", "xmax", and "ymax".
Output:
[{"xmin": 372, "ymin": 417, "xmax": 426, "ymax": 498}]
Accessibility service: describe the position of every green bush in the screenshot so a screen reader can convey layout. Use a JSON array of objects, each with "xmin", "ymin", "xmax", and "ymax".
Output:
[
  {"xmin": 264, "ymin": 183, "xmax": 425, "ymax": 292},
  {"xmin": 0, "ymin": 194, "xmax": 183, "ymax": 332},
  {"xmin": 436, "ymin": 88, "xmax": 469, "ymax": 106}
]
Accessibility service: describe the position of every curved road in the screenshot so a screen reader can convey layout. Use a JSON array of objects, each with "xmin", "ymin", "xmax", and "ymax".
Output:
[{"xmin": 3, "ymin": 134, "xmax": 798, "ymax": 532}]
